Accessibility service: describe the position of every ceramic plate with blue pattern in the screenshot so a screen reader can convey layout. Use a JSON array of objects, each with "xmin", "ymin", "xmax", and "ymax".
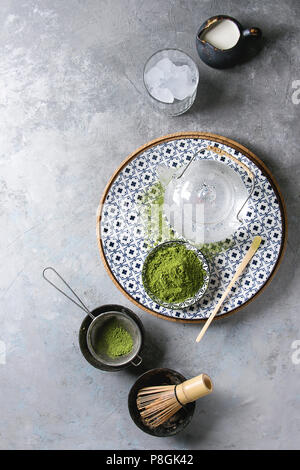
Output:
[{"xmin": 97, "ymin": 133, "xmax": 287, "ymax": 322}]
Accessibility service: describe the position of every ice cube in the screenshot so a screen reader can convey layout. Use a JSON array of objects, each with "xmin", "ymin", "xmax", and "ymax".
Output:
[
  {"xmin": 150, "ymin": 85, "xmax": 174, "ymax": 103},
  {"xmin": 145, "ymin": 66, "xmax": 164, "ymax": 89},
  {"xmin": 167, "ymin": 64, "xmax": 197, "ymax": 100},
  {"xmin": 155, "ymin": 57, "xmax": 176, "ymax": 77},
  {"xmin": 180, "ymin": 64, "xmax": 197, "ymax": 96},
  {"xmin": 145, "ymin": 56, "xmax": 196, "ymax": 103}
]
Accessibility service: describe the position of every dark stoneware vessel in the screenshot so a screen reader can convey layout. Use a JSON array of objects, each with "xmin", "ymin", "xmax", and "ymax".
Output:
[
  {"xmin": 196, "ymin": 15, "xmax": 262, "ymax": 69},
  {"xmin": 128, "ymin": 368, "xmax": 195, "ymax": 437},
  {"xmin": 79, "ymin": 304, "xmax": 144, "ymax": 371}
]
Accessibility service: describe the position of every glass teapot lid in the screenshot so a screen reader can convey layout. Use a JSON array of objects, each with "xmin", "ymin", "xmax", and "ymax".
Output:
[{"xmin": 163, "ymin": 159, "xmax": 251, "ymax": 244}]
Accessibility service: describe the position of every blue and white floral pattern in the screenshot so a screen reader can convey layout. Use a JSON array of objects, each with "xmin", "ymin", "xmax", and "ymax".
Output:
[{"xmin": 100, "ymin": 138, "xmax": 284, "ymax": 320}]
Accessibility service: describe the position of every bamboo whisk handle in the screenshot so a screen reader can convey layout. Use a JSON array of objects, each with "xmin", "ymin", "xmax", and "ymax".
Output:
[{"xmin": 176, "ymin": 374, "xmax": 213, "ymax": 405}]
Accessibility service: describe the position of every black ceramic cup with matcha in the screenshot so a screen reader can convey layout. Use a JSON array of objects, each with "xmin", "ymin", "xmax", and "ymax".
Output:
[
  {"xmin": 79, "ymin": 304, "xmax": 144, "ymax": 371},
  {"xmin": 42, "ymin": 268, "xmax": 145, "ymax": 372}
]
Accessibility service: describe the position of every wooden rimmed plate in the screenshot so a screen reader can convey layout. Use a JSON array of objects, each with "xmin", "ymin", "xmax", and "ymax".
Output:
[{"xmin": 97, "ymin": 132, "xmax": 287, "ymax": 323}]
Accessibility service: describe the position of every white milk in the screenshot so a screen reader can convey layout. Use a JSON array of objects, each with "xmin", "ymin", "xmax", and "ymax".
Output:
[{"xmin": 201, "ymin": 19, "xmax": 240, "ymax": 50}]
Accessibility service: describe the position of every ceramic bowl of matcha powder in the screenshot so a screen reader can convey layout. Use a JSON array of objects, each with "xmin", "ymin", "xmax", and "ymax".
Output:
[{"xmin": 142, "ymin": 240, "xmax": 210, "ymax": 309}]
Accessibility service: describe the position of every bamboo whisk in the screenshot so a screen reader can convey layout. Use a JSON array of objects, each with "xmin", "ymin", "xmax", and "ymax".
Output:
[{"xmin": 137, "ymin": 374, "xmax": 213, "ymax": 428}]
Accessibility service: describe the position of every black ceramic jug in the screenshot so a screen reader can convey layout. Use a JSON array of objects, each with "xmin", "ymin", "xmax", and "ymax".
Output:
[{"xmin": 196, "ymin": 15, "xmax": 262, "ymax": 69}]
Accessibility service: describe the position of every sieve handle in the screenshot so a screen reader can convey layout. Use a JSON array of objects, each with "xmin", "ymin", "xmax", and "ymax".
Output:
[{"xmin": 42, "ymin": 267, "xmax": 95, "ymax": 320}]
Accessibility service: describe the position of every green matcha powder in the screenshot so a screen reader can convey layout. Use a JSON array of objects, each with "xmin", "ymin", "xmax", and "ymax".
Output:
[
  {"xmin": 144, "ymin": 243, "xmax": 207, "ymax": 304},
  {"xmin": 96, "ymin": 319, "xmax": 133, "ymax": 358}
]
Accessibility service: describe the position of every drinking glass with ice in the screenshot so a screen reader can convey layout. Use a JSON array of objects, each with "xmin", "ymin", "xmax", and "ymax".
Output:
[{"xmin": 143, "ymin": 49, "xmax": 199, "ymax": 116}]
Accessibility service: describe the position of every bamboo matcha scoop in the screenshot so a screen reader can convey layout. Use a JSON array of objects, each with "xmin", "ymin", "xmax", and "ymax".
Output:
[{"xmin": 196, "ymin": 235, "xmax": 262, "ymax": 343}]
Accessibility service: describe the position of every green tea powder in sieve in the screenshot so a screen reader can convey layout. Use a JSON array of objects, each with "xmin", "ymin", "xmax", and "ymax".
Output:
[{"xmin": 96, "ymin": 319, "xmax": 133, "ymax": 358}]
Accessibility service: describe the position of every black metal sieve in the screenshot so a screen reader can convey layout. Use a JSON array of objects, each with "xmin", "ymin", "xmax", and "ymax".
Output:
[{"xmin": 43, "ymin": 267, "xmax": 144, "ymax": 370}]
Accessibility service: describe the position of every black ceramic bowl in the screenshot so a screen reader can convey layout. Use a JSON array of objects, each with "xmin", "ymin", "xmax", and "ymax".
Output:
[
  {"xmin": 128, "ymin": 368, "xmax": 195, "ymax": 437},
  {"xmin": 79, "ymin": 304, "xmax": 145, "ymax": 371}
]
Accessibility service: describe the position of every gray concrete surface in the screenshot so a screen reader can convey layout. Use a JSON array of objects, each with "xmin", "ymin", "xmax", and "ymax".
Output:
[{"xmin": 0, "ymin": 0, "xmax": 299, "ymax": 450}]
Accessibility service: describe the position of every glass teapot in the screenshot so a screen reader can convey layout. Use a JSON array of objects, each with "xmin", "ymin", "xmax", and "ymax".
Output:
[{"xmin": 160, "ymin": 146, "xmax": 255, "ymax": 244}]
